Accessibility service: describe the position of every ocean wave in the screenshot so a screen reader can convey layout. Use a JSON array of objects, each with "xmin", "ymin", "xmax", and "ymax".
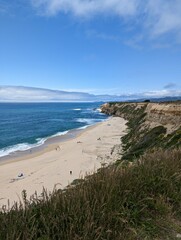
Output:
[
  {"xmin": 73, "ymin": 108, "xmax": 81, "ymax": 111},
  {"xmin": 95, "ymin": 108, "xmax": 101, "ymax": 112},
  {"xmin": 76, "ymin": 118, "xmax": 105, "ymax": 125},
  {"xmin": 93, "ymin": 108, "xmax": 105, "ymax": 115},
  {"xmin": 0, "ymin": 131, "xmax": 69, "ymax": 158},
  {"xmin": 0, "ymin": 140, "xmax": 44, "ymax": 158},
  {"xmin": 82, "ymin": 107, "xmax": 103, "ymax": 114},
  {"xmin": 50, "ymin": 130, "xmax": 69, "ymax": 138},
  {"xmin": 82, "ymin": 108, "xmax": 93, "ymax": 112},
  {"xmin": 0, "ymin": 117, "xmax": 107, "ymax": 158},
  {"xmin": 78, "ymin": 125, "xmax": 89, "ymax": 130}
]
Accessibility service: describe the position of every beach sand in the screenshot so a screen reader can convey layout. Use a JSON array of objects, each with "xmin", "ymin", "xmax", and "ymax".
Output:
[{"xmin": 0, "ymin": 117, "xmax": 127, "ymax": 209}]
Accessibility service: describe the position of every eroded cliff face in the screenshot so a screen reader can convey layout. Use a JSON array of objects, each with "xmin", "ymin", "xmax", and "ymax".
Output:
[
  {"xmin": 145, "ymin": 102, "xmax": 181, "ymax": 132},
  {"xmin": 101, "ymin": 101, "xmax": 181, "ymax": 133},
  {"xmin": 101, "ymin": 101, "xmax": 181, "ymax": 160}
]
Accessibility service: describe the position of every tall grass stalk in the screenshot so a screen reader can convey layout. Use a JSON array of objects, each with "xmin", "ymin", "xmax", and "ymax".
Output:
[{"xmin": 0, "ymin": 149, "xmax": 181, "ymax": 239}]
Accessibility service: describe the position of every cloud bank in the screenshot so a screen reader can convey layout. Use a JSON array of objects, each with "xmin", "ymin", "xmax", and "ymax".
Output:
[
  {"xmin": 0, "ymin": 86, "xmax": 94, "ymax": 102},
  {"xmin": 0, "ymin": 86, "xmax": 180, "ymax": 102},
  {"xmin": 31, "ymin": 0, "xmax": 181, "ymax": 40}
]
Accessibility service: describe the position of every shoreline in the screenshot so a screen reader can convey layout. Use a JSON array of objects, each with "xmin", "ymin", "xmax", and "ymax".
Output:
[
  {"xmin": 0, "ymin": 123, "xmax": 101, "ymax": 164},
  {"xmin": 0, "ymin": 126, "xmax": 103, "ymax": 169},
  {"xmin": 0, "ymin": 116, "xmax": 127, "ymax": 209},
  {"xmin": 0, "ymin": 119, "xmax": 107, "ymax": 166}
]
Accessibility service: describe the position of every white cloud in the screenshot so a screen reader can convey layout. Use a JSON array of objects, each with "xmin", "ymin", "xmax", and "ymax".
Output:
[
  {"xmin": 31, "ymin": 0, "xmax": 138, "ymax": 17},
  {"xmin": 145, "ymin": 0, "xmax": 181, "ymax": 37},
  {"xmin": 31, "ymin": 0, "xmax": 181, "ymax": 43},
  {"xmin": 142, "ymin": 89, "xmax": 181, "ymax": 98}
]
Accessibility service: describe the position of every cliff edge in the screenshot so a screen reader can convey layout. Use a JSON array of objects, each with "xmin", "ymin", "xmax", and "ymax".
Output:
[{"xmin": 101, "ymin": 101, "xmax": 181, "ymax": 160}]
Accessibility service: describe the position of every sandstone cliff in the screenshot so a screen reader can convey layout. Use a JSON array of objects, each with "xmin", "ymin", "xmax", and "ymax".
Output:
[
  {"xmin": 101, "ymin": 101, "xmax": 181, "ymax": 160},
  {"xmin": 101, "ymin": 101, "xmax": 181, "ymax": 133}
]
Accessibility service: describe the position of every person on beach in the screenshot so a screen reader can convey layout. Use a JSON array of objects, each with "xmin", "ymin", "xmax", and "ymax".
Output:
[{"xmin": 18, "ymin": 173, "xmax": 24, "ymax": 178}]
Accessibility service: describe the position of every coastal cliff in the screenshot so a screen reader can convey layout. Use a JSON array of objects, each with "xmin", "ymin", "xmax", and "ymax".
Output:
[
  {"xmin": 0, "ymin": 102, "xmax": 181, "ymax": 240},
  {"xmin": 101, "ymin": 101, "xmax": 181, "ymax": 131},
  {"xmin": 101, "ymin": 101, "xmax": 181, "ymax": 160}
]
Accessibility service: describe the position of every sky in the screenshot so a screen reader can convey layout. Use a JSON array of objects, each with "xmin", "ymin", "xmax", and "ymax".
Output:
[{"xmin": 0, "ymin": 0, "xmax": 181, "ymax": 99}]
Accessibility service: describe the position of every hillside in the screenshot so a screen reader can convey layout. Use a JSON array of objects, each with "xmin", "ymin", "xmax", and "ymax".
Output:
[
  {"xmin": 0, "ymin": 101, "xmax": 181, "ymax": 240},
  {"xmin": 101, "ymin": 101, "xmax": 181, "ymax": 131},
  {"xmin": 101, "ymin": 101, "xmax": 181, "ymax": 161}
]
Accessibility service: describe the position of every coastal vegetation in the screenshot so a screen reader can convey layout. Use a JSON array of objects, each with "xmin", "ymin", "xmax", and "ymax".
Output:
[
  {"xmin": 0, "ymin": 101, "xmax": 181, "ymax": 239},
  {"xmin": 0, "ymin": 148, "xmax": 181, "ymax": 239},
  {"xmin": 101, "ymin": 101, "xmax": 181, "ymax": 161}
]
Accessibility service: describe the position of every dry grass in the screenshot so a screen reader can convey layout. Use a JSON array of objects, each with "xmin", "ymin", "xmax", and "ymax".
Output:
[{"xmin": 0, "ymin": 148, "xmax": 181, "ymax": 240}]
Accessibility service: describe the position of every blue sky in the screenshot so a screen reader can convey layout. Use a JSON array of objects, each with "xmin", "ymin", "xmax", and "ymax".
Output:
[{"xmin": 0, "ymin": 0, "xmax": 181, "ymax": 98}]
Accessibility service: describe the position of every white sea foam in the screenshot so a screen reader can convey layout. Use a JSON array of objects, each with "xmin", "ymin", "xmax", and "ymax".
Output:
[
  {"xmin": 94, "ymin": 108, "xmax": 105, "ymax": 115},
  {"xmin": 0, "ymin": 141, "xmax": 44, "ymax": 158},
  {"xmin": 76, "ymin": 118, "xmax": 95, "ymax": 125},
  {"xmin": 0, "ymin": 115, "xmax": 107, "ymax": 158},
  {"xmin": 78, "ymin": 125, "xmax": 89, "ymax": 130},
  {"xmin": 50, "ymin": 130, "xmax": 69, "ymax": 138},
  {"xmin": 35, "ymin": 138, "xmax": 47, "ymax": 145},
  {"xmin": 76, "ymin": 118, "xmax": 105, "ymax": 125},
  {"xmin": 82, "ymin": 107, "xmax": 104, "ymax": 114},
  {"xmin": 73, "ymin": 108, "xmax": 81, "ymax": 111},
  {"xmin": 0, "ymin": 131, "xmax": 69, "ymax": 158}
]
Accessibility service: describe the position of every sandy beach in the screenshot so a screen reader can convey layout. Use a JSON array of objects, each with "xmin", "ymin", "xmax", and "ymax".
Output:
[{"xmin": 0, "ymin": 117, "xmax": 127, "ymax": 209}]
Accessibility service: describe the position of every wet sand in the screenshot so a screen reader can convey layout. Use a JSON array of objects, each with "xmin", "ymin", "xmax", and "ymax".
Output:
[{"xmin": 0, "ymin": 117, "xmax": 127, "ymax": 209}]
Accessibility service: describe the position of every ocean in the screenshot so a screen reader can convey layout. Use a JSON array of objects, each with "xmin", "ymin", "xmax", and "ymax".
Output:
[{"xmin": 0, "ymin": 102, "xmax": 108, "ymax": 158}]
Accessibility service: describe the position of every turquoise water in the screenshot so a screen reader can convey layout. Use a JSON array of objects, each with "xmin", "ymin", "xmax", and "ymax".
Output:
[{"xmin": 0, "ymin": 102, "xmax": 107, "ymax": 157}]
